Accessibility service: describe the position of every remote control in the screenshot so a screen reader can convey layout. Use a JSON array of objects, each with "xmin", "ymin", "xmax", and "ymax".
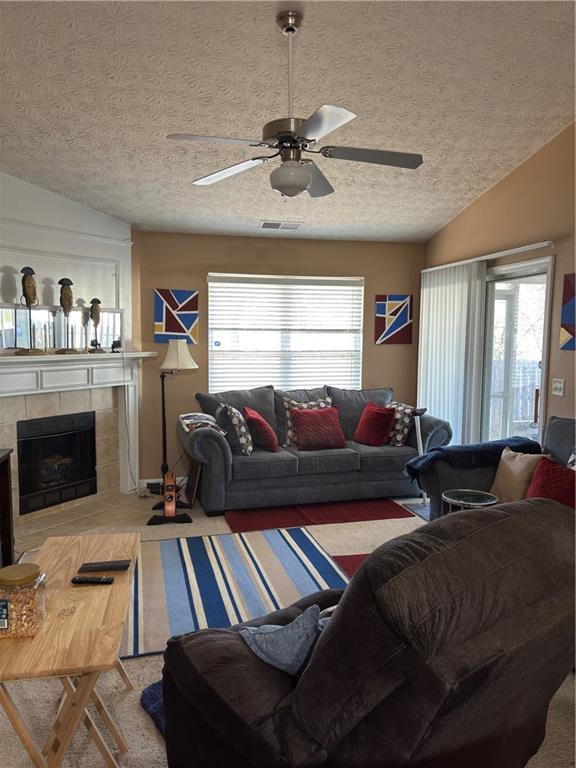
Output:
[
  {"xmin": 71, "ymin": 575, "xmax": 114, "ymax": 586},
  {"xmin": 78, "ymin": 560, "xmax": 130, "ymax": 573}
]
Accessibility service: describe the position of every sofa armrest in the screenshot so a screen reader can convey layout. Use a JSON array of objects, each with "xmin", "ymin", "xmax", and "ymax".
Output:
[
  {"xmin": 164, "ymin": 629, "xmax": 294, "ymax": 767},
  {"xmin": 177, "ymin": 422, "xmax": 232, "ymax": 481},
  {"xmin": 406, "ymin": 414, "xmax": 453, "ymax": 453}
]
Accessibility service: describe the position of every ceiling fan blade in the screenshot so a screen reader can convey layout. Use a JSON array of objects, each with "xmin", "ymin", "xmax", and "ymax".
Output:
[
  {"xmin": 297, "ymin": 105, "xmax": 356, "ymax": 142},
  {"xmin": 167, "ymin": 133, "xmax": 266, "ymax": 147},
  {"xmin": 304, "ymin": 161, "xmax": 334, "ymax": 197},
  {"xmin": 193, "ymin": 157, "xmax": 272, "ymax": 186},
  {"xmin": 320, "ymin": 146, "xmax": 423, "ymax": 169}
]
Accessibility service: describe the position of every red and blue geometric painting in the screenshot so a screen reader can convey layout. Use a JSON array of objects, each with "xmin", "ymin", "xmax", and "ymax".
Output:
[
  {"xmin": 559, "ymin": 273, "xmax": 575, "ymax": 351},
  {"xmin": 154, "ymin": 289, "xmax": 198, "ymax": 344},
  {"xmin": 375, "ymin": 294, "xmax": 413, "ymax": 344}
]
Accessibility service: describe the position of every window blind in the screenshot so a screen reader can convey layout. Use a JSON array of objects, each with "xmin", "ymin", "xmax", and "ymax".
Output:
[
  {"xmin": 208, "ymin": 274, "xmax": 364, "ymax": 392},
  {"xmin": 417, "ymin": 261, "xmax": 485, "ymax": 444}
]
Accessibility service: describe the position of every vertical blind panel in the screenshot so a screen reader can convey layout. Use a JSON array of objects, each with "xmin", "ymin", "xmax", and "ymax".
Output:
[
  {"xmin": 209, "ymin": 279, "xmax": 364, "ymax": 392},
  {"xmin": 418, "ymin": 263, "xmax": 484, "ymax": 444}
]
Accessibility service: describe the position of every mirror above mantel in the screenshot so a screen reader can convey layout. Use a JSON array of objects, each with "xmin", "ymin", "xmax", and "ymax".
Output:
[{"xmin": 0, "ymin": 304, "xmax": 123, "ymax": 353}]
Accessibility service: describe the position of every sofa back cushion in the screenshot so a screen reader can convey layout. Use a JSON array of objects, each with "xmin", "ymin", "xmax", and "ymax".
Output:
[
  {"xmin": 291, "ymin": 407, "xmax": 346, "ymax": 451},
  {"xmin": 196, "ymin": 385, "xmax": 276, "ymax": 430},
  {"xmin": 274, "ymin": 386, "xmax": 329, "ymax": 444},
  {"xmin": 327, "ymin": 386, "xmax": 394, "ymax": 439}
]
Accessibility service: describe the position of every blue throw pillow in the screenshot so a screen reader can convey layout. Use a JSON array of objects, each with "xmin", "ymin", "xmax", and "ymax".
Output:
[{"xmin": 239, "ymin": 604, "xmax": 323, "ymax": 675}]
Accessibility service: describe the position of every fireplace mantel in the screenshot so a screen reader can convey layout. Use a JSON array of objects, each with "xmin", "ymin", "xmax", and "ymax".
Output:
[
  {"xmin": 0, "ymin": 350, "xmax": 156, "ymax": 494},
  {"xmin": 0, "ymin": 351, "xmax": 156, "ymax": 396}
]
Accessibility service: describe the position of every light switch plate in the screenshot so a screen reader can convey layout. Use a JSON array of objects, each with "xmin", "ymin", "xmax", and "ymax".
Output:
[{"xmin": 551, "ymin": 378, "xmax": 565, "ymax": 397}]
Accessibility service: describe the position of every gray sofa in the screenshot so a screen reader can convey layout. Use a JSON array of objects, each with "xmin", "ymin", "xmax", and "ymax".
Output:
[
  {"xmin": 178, "ymin": 385, "xmax": 452, "ymax": 515},
  {"xmin": 407, "ymin": 416, "xmax": 575, "ymax": 520}
]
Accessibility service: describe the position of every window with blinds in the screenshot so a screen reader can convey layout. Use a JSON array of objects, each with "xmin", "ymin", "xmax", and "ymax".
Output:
[{"xmin": 208, "ymin": 274, "xmax": 364, "ymax": 392}]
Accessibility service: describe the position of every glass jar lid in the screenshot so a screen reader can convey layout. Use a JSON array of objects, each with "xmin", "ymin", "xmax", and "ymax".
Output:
[{"xmin": 0, "ymin": 563, "xmax": 42, "ymax": 586}]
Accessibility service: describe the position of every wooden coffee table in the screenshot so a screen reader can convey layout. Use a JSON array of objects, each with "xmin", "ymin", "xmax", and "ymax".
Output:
[{"xmin": 0, "ymin": 532, "xmax": 140, "ymax": 768}]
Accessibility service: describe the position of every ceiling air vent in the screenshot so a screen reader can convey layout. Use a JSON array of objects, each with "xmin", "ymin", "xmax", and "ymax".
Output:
[{"xmin": 260, "ymin": 221, "xmax": 301, "ymax": 231}]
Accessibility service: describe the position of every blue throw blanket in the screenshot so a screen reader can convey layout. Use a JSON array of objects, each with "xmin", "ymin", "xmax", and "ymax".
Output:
[{"xmin": 405, "ymin": 436, "xmax": 541, "ymax": 479}]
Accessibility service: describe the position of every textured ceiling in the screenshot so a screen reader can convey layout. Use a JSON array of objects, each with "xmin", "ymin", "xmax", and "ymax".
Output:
[{"xmin": 0, "ymin": 1, "xmax": 574, "ymax": 241}]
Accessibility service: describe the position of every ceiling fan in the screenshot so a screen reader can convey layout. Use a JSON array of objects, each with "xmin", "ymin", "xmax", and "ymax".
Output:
[{"xmin": 167, "ymin": 10, "xmax": 423, "ymax": 198}]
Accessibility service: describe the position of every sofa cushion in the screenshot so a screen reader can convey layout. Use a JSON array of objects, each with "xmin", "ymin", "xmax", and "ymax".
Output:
[
  {"xmin": 347, "ymin": 441, "xmax": 418, "ymax": 473},
  {"xmin": 328, "ymin": 386, "xmax": 394, "ymax": 439},
  {"xmin": 291, "ymin": 407, "xmax": 346, "ymax": 450},
  {"xmin": 197, "ymin": 385, "xmax": 276, "ymax": 430},
  {"xmin": 274, "ymin": 386, "xmax": 329, "ymax": 444},
  {"xmin": 243, "ymin": 407, "xmax": 279, "ymax": 452},
  {"xmin": 287, "ymin": 447, "xmax": 360, "ymax": 475},
  {"xmin": 232, "ymin": 448, "xmax": 298, "ymax": 481}
]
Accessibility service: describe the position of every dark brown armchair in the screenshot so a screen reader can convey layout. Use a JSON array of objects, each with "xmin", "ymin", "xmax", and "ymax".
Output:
[{"xmin": 163, "ymin": 498, "xmax": 574, "ymax": 767}]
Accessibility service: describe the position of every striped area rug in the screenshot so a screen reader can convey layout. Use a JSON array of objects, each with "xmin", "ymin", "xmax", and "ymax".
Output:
[{"xmin": 121, "ymin": 527, "xmax": 348, "ymax": 658}]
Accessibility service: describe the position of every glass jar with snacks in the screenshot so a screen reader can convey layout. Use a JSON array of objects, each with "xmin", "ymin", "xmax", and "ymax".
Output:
[{"xmin": 0, "ymin": 563, "xmax": 47, "ymax": 639}]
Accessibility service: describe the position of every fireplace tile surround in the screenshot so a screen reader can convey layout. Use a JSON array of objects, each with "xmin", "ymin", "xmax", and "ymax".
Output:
[
  {"xmin": 1, "ymin": 387, "xmax": 120, "ymax": 519},
  {"xmin": 0, "ymin": 351, "xmax": 155, "ymax": 529}
]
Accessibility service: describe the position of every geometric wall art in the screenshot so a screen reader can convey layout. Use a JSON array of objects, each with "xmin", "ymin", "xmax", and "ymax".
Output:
[
  {"xmin": 559, "ymin": 272, "xmax": 575, "ymax": 351},
  {"xmin": 154, "ymin": 289, "xmax": 199, "ymax": 344},
  {"xmin": 375, "ymin": 294, "xmax": 413, "ymax": 344}
]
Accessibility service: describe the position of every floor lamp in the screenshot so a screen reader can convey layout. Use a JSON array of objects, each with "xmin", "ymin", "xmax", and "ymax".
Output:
[{"xmin": 148, "ymin": 339, "xmax": 198, "ymax": 525}]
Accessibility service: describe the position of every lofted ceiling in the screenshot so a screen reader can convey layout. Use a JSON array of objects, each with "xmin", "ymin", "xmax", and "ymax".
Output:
[{"xmin": 0, "ymin": 1, "xmax": 574, "ymax": 241}]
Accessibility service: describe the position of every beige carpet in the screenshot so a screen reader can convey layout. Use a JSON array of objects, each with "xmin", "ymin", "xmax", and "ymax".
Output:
[{"xmin": 4, "ymin": 512, "xmax": 574, "ymax": 766}]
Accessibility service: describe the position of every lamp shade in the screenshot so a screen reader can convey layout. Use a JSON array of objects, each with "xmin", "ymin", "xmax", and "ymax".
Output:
[{"xmin": 160, "ymin": 340, "xmax": 198, "ymax": 371}]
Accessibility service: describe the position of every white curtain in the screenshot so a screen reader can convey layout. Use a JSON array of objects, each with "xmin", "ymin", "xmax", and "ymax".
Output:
[{"xmin": 417, "ymin": 261, "xmax": 486, "ymax": 444}]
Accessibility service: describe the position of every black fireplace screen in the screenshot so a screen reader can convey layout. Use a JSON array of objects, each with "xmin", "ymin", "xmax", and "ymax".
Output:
[{"xmin": 17, "ymin": 412, "xmax": 97, "ymax": 515}]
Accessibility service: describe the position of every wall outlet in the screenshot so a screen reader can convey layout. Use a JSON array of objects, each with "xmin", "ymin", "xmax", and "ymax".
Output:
[{"xmin": 551, "ymin": 378, "xmax": 565, "ymax": 397}]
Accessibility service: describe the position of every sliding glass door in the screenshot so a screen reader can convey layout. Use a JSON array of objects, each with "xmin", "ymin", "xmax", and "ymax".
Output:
[{"xmin": 481, "ymin": 271, "xmax": 548, "ymax": 441}]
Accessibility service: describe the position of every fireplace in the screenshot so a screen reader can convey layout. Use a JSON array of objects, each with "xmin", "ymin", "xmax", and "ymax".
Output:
[{"xmin": 17, "ymin": 412, "xmax": 97, "ymax": 515}]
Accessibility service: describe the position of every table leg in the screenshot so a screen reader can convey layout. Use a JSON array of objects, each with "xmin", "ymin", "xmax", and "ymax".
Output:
[
  {"xmin": 60, "ymin": 677, "xmax": 119, "ymax": 767},
  {"xmin": 0, "ymin": 682, "xmax": 46, "ymax": 768},
  {"xmin": 115, "ymin": 659, "xmax": 134, "ymax": 691},
  {"xmin": 43, "ymin": 670, "xmax": 99, "ymax": 768}
]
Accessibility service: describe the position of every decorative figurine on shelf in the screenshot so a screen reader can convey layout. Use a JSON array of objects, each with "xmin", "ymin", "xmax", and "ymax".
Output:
[
  {"xmin": 55, "ymin": 278, "xmax": 77, "ymax": 354},
  {"xmin": 89, "ymin": 298, "xmax": 105, "ymax": 353},
  {"xmin": 21, "ymin": 267, "xmax": 39, "ymax": 308},
  {"xmin": 15, "ymin": 267, "xmax": 43, "ymax": 356}
]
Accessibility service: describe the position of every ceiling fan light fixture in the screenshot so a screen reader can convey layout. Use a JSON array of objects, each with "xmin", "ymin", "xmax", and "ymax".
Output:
[{"xmin": 270, "ymin": 160, "xmax": 312, "ymax": 197}]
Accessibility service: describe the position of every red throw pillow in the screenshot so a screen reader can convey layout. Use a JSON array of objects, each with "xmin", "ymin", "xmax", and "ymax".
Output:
[
  {"xmin": 242, "ymin": 407, "xmax": 279, "ymax": 452},
  {"xmin": 353, "ymin": 403, "xmax": 396, "ymax": 446},
  {"xmin": 290, "ymin": 407, "xmax": 346, "ymax": 451},
  {"xmin": 525, "ymin": 457, "xmax": 575, "ymax": 508}
]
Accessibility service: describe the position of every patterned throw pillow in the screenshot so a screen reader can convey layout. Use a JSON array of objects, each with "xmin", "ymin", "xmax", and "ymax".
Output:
[
  {"xmin": 387, "ymin": 401, "xmax": 420, "ymax": 447},
  {"xmin": 568, "ymin": 451, "xmax": 575, "ymax": 471},
  {"xmin": 217, "ymin": 404, "xmax": 253, "ymax": 456},
  {"xmin": 282, "ymin": 395, "xmax": 333, "ymax": 447}
]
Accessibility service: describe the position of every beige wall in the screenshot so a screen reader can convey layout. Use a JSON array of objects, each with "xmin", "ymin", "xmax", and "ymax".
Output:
[
  {"xmin": 133, "ymin": 233, "xmax": 425, "ymax": 478},
  {"xmin": 425, "ymin": 123, "xmax": 575, "ymax": 424}
]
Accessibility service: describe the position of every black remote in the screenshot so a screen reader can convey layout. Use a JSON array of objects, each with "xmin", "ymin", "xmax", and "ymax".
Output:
[
  {"xmin": 78, "ymin": 560, "xmax": 130, "ymax": 573},
  {"xmin": 71, "ymin": 576, "xmax": 114, "ymax": 586}
]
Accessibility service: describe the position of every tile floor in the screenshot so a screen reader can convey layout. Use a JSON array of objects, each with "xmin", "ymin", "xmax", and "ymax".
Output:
[{"xmin": 13, "ymin": 491, "xmax": 222, "ymax": 557}]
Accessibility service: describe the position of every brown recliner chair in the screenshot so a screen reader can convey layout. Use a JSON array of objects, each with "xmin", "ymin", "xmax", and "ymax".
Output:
[{"xmin": 163, "ymin": 499, "xmax": 574, "ymax": 767}]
